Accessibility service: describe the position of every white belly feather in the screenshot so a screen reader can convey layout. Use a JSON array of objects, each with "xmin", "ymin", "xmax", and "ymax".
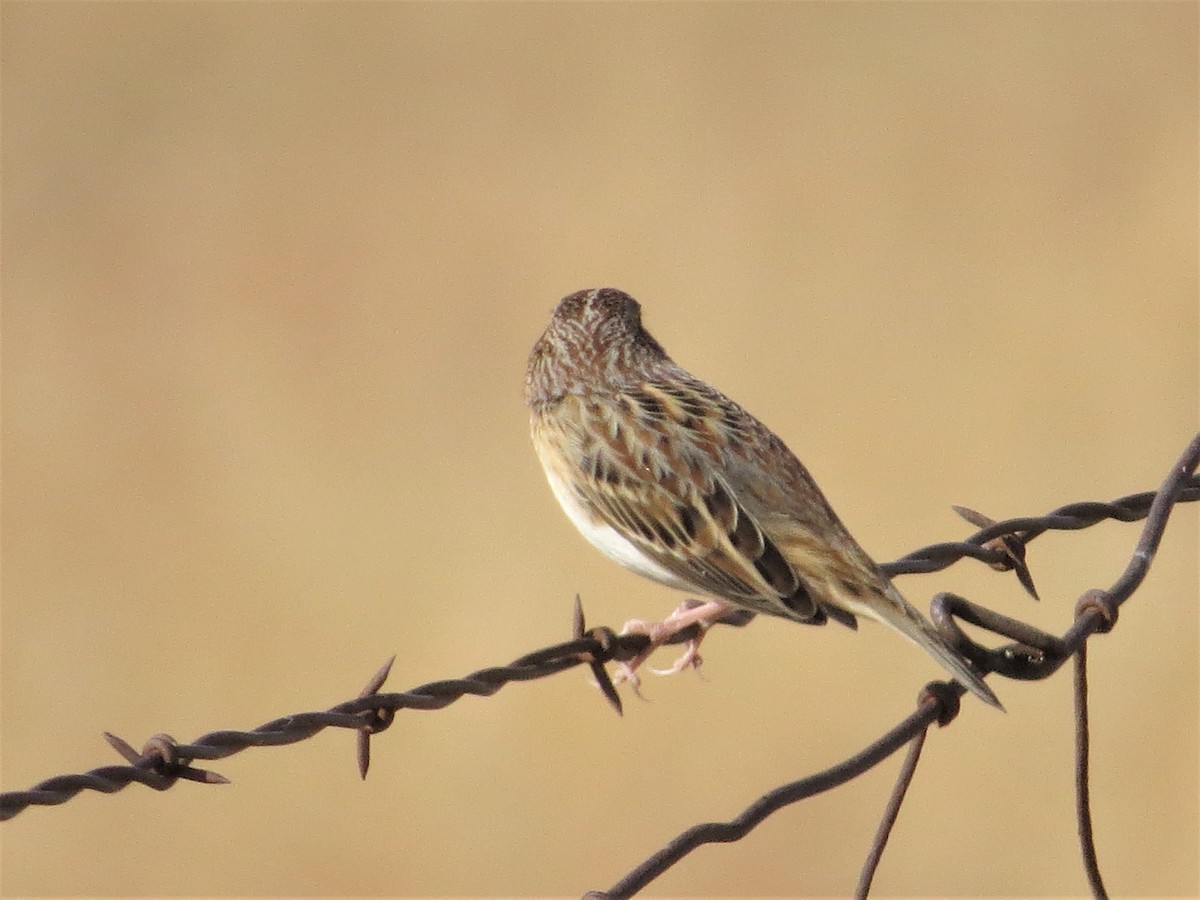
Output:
[{"xmin": 542, "ymin": 464, "xmax": 691, "ymax": 592}]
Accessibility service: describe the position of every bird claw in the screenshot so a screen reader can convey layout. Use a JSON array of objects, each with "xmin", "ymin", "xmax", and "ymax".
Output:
[
  {"xmin": 605, "ymin": 600, "xmax": 726, "ymax": 690},
  {"xmin": 609, "ymin": 659, "xmax": 641, "ymax": 688},
  {"xmin": 649, "ymin": 640, "xmax": 704, "ymax": 676}
]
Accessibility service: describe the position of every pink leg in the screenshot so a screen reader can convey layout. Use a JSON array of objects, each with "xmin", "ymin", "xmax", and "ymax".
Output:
[{"xmin": 613, "ymin": 599, "xmax": 730, "ymax": 689}]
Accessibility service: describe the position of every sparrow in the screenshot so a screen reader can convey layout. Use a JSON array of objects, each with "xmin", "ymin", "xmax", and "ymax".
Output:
[{"xmin": 524, "ymin": 287, "xmax": 1000, "ymax": 708}]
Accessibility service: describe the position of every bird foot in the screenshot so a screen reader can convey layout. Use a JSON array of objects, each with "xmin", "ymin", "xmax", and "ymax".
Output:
[{"xmin": 611, "ymin": 599, "xmax": 728, "ymax": 688}]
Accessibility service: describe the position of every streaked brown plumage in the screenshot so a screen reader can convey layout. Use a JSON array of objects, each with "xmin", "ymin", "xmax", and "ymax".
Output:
[{"xmin": 525, "ymin": 287, "xmax": 1000, "ymax": 708}]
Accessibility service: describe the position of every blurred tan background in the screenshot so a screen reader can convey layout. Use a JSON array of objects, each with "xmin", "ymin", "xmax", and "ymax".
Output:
[{"xmin": 3, "ymin": 3, "xmax": 1196, "ymax": 897}]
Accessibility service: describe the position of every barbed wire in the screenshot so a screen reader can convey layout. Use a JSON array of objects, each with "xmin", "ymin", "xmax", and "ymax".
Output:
[{"xmin": 4, "ymin": 432, "xmax": 1198, "ymax": 899}]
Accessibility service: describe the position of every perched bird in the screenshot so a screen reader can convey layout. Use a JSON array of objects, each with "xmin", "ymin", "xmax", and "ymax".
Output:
[{"xmin": 525, "ymin": 287, "xmax": 1000, "ymax": 709}]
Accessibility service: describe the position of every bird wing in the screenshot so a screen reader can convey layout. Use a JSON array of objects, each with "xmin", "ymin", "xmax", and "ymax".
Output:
[{"xmin": 568, "ymin": 382, "xmax": 824, "ymax": 622}]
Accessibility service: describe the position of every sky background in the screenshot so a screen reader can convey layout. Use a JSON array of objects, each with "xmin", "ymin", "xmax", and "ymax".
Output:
[{"xmin": 3, "ymin": 3, "xmax": 1197, "ymax": 897}]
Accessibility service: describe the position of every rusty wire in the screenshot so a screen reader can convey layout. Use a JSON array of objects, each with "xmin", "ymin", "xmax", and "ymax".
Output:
[
  {"xmin": 3, "ymin": 433, "xmax": 1198, "ymax": 899},
  {"xmin": 1074, "ymin": 641, "xmax": 1107, "ymax": 899},
  {"xmin": 854, "ymin": 698, "xmax": 930, "ymax": 898}
]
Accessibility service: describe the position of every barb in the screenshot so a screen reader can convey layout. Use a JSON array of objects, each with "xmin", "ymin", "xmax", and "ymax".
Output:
[
  {"xmin": 950, "ymin": 504, "xmax": 1041, "ymax": 600},
  {"xmin": 3, "ymin": 433, "xmax": 1197, "ymax": 899}
]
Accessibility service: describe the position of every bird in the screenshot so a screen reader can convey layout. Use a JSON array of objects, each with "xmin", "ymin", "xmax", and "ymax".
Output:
[{"xmin": 524, "ymin": 287, "xmax": 1001, "ymax": 709}]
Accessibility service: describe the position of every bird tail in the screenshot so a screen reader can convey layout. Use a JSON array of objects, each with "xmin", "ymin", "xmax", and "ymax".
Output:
[{"xmin": 865, "ymin": 585, "xmax": 1003, "ymax": 710}]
